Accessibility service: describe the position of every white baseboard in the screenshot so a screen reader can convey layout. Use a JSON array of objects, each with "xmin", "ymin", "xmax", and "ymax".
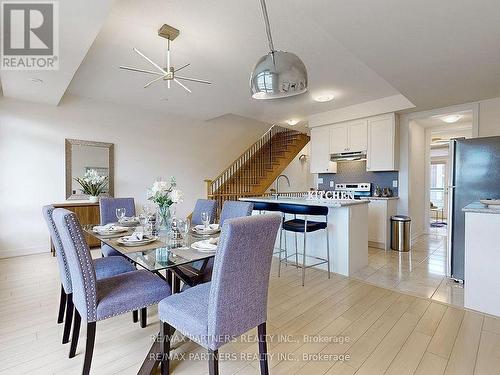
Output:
[{"xmin": 0, "ymin": 246, "xmax": 49, "ymax": 259}]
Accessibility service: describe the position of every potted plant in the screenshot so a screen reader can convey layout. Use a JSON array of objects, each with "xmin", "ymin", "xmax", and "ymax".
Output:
[{"xmin": 75, "ymin": 169, "xmax": 108, "ymax": 203}]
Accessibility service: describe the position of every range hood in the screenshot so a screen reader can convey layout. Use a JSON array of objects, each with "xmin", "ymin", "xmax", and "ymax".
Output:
[{"xmin": 330, "ymin": 151, "xmax": 367, "ymax": 162}]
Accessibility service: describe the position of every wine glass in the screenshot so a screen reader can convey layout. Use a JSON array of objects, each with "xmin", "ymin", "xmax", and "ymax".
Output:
[
  {"xmin": 179, "ymin": 219, "xmax": 190, "ymax": 247},
  {"xmin": 201, "ymin": 211, "xmax": 210, "ymax": 229},
  {"xmin": 116, "ymin": 208, "xmax": 126, "ymax": 223}
]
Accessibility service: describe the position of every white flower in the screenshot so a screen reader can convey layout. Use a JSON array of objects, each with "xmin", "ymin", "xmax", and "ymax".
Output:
[{"xmin": 169, "ymin": 189, "xmax": 184, "ymax": 203}]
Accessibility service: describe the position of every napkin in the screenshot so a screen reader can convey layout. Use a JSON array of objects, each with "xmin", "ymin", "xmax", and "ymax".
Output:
[
  {"xmin": 123, "ymin": 230, "xmax": 144, "ymax": 242},
  {"xmin": 120, "ymin": 216, "xmax": 137, "ymax": 223},
  {"xmin": 93, "ymin": 223, "xmax": 115, "ymax": 232},
  {"xmin": 194, "ymin": 224, "xmax": 219, "ymax": 232}
]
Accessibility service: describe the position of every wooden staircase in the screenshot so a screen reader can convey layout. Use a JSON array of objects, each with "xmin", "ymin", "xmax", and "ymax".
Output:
[{"xmin": 205, "ymin": 125, "xmax": 310, "ymax": 215}]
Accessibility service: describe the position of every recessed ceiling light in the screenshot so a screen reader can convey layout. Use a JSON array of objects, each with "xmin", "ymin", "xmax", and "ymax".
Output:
[
  {"xmin": 313, "ymin": 94, "xmax": 334, "ymax": 103},
  {"xmin": 29, "ymin": 78, "xmax": 43, "ymax": 84},
  {"xmin": 441, "ymin": 114, "xmax": 463, "ymax": 123}
]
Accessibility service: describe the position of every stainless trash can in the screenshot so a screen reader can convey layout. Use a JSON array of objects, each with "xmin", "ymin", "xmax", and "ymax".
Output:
[{"xmin": 391, "ymin": 215, "xmax": 411, "ymax": 252}]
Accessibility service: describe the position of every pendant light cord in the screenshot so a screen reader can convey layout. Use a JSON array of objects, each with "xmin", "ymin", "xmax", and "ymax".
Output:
[{"xmin": 260, "ymin": 0, "xmax": 275, "ymax": 52}]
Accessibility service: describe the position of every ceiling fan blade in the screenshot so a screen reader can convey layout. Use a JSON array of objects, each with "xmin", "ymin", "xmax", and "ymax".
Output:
[
  {"xmin": 174, "ymin": 63, "xmax": 190, "ymax": 72},
  {"xmin": 144, "ymin": 75, "xmax": 165, "ymax": 88},
  {"xmin": 176, "ymin": 75, "xmax": 212, "ymax": 85},
  {"xmin": 174, "ymin": 78, "xmax": 192, "ymax": 93},
  {"xmin": 119, "ymin": 66, "xmax": 162, "ymax": 76},
  {"xmin": 133, "ymin": 48, "xmax": 168, "ymax": 75}
]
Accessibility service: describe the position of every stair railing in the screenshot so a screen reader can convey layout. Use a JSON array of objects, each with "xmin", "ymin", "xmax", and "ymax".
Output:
[{"xmin": 205, "ymin": 124, "xmax": 303, "ymax": 215}]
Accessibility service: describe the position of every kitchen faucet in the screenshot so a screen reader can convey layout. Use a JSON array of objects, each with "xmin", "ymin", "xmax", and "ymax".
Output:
[{"xmin": 275, "ymin": 174, "xmax": 290, "ymax": 199}]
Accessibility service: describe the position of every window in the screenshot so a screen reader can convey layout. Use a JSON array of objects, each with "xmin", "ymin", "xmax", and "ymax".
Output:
[{"xmin": 430, "ymin": 162, "xmax": 446, "ymax": 208}]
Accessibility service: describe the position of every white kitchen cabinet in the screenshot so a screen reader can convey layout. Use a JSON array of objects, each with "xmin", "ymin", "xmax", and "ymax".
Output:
[
  {"xmin": 367, "ymin": 114, "xmax": 399, "ymax": 171},
  {"xmin": 366, "ymin": 198, "xmax": 398, "ymax": 250},
  {"xmin": 310, "ymin": 126, "xmax": 337, "ymax": 173},
  {"xmin": 347, "ymin": 119, "xmax": 368, "ymax": 152},
  {"xmin": 329, "ymin": 123, "xmax": 349, "ymax": 154},
  {"xmin": 329, "ymin": 120, "xmax": 367, "ymax": 154}
]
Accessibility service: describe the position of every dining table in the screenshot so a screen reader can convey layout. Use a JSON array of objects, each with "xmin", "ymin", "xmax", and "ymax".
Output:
[{"xmin": 82, "ymin": 224, "xmax": 219, "ymax": 374}]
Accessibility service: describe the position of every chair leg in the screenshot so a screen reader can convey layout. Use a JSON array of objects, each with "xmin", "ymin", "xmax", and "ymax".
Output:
[
  {"xmin": 326, "ymin": 221, "xmax": 331, "ymax": 279},
  {"xmin": 62, "ymin": 293, "xmax": 74, "ymax": 344},
  {"xmin": 82, "ymin": 322, "xmax": 96, "ymax": 375},
  {"xmin": 159, "ymin": 321, "xmax": 172, "ymax": 375},
  {"xmin": 140, "ymin": 308, "xmax": 147, "ymax": 328},
  {"xmin": 208, "ymin": 349, "xmax": 219, "ymax": 375},
  {"xmin": 57, "ymin": 285, "xmax": 67, "ymax": 324},
  {"xmin": 132, "ymin": 310, "xmax": 138, "ymax": 323},
  {"xmin": 69, "ymin": 310, "xmax": 81, "ymax": 358},
  {"xmin": 258, "ymin": 323, "xmax": 269, "ymax": 375}
]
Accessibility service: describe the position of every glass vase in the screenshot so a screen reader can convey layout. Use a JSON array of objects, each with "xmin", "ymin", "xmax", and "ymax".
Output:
[{"xmin": 158, "ymin": 204, "xmax": 172, "ymax": 234}]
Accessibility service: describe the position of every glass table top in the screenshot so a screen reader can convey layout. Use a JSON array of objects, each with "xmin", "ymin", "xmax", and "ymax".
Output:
[{"xmin": 82, "ymin": 225, "xmax": 217, "ymax": 272}]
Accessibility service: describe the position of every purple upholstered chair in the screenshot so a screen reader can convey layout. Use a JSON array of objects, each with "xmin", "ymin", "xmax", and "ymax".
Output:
[
  {"xmin": 99, "ymin": 197, "xmax": 136, "ymax": 257},
  {"xmin": 219, "ymin": 200, "xmax": 253, "ymax": 226},
  {"xmin": 42, "ymin": 205, "xmax": 137, "ymax": 345},
  {"xmin": 53, "ymin": 208, "xmax": 171, "ymax": 375},
  {"xmin": 157, "ymin": 214, "xmax": 281, "ymax": 375},
  {"xmin": 191, "ymin": 199, "xmax": 217, "ymax": 226}
]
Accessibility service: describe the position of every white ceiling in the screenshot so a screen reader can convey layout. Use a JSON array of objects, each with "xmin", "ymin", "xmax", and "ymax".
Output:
[
  {"xmin": 3, "ymin": 0, "xmax": 500, "ymax": 124},
  {"xmin": 66, "ymin": 0, "xmax": 400, "ymax": 123}
]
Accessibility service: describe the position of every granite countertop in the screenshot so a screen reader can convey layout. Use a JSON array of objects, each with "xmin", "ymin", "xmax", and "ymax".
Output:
[
  {"xmin": 463, "ymin": 201, "xmax": 500, "ymax": 214},
  {"xmin": 240, "ymin": 196, "xmax": 369, "ymax": 208},
  {"xmin": 361, "ymin": 196, "xmax": 399, "ymax": 200}
]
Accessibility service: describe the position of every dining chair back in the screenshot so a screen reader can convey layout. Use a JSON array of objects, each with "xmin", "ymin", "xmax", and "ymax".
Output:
[
  {"xmin": 208, "ymin": 213, "xmax": 281, "ymax": 345},
  {"xmin": 43, "ymin": 205, "xmax": 72, "ymax": 294},
  {"xmin": 191, "ymin": 199, "xmax": 217, "ymax": 226},
  {"xmin": 219, "ymin": 201, "xmax": 253, "ymax": 226},
  {"xmin": 54, "ymin": 209, "xmax": 98, "ymax": 322},
  {"xmin": 99, "ymin": 197, "xmax": 136, "ymax": 225}
]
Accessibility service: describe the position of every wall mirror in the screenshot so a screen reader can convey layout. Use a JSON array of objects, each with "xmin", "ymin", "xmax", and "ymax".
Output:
[{"xmin": 65, "ymin": 139, "xmax": 114, "ymax": 200}]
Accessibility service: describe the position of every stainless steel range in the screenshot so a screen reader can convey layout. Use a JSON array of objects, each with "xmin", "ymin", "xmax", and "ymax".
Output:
[{"xmin": 335, "ymin": 183, "xmax": 371, "ymax": 199}]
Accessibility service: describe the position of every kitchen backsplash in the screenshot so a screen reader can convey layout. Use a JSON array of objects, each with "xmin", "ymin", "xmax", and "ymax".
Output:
[{"xmin": 318, "ymin": 160, "xmax": 399, "ymax": 196}]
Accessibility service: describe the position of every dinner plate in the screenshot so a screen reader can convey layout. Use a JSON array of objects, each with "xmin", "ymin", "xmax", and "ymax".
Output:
[
  {"xmin": 93, "ymin": 227, "xmax": 128, "ymax": 237},
  {"xmin": 191, "ymin": 240, "xmax": 217, "ymax": 253},
  {"xmin": 191, "ymin": 224, "xmax": 220, "ymax": 235},
  {"xmin": 480, "ymin": 199, "xmax": 500, "ymax": 209},
  {"xmin": 116, "ymin": 236, "xmax": 158, "ymax": 247},
  {"xmin": 117, "ymin": 218, "xmax": 140, "ymax": 227}
]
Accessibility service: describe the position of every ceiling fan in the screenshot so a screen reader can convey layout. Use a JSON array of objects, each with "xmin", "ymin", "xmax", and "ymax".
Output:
[{"xmin": 119, "ymin": 24, "xmax": 211, "ymax": 93}]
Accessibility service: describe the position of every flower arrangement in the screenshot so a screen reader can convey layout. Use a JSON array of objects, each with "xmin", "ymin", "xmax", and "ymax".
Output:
[
  {"xmin": 75, "ymin": 169, "xmax": 108, "ymax": 198},
  {"xmin": 147, "ymin": 177, "xmax": 183, "ymax": 230}
]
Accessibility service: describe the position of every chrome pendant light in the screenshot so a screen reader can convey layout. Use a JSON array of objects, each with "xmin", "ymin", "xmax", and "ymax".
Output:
[{"xmin": 250, "ymin": 0, "xmax": 308, "ymax": 99}]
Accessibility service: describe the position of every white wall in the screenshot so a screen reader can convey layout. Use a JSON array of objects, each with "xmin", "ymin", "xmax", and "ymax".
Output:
[
  {"xmin": 0, "ymin": 95, "xmax": 270, "ymax": 258},
  {"xmin": 408, "ymin": 121, "xmax": 427, "ymax": 237},
  {"xmin": 478, "ymin": 97, "xmax": 500, "ymax": 137}
]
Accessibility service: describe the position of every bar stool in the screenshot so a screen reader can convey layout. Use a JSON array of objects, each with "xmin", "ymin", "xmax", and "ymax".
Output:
[
  {"xmin": 279, "ymin": 203, "xmax": 331, "ymax": 286},
  {"xmin": 252, "ymin": 201, "xmax": 287, "ymax": 259}
]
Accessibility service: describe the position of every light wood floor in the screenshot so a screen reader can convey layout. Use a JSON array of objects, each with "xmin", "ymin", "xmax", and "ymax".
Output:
[{"xmin": 1, "ymin": 251, "xmax": 499, "ymax": 375}]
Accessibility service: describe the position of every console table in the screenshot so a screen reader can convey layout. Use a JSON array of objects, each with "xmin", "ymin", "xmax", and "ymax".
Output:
[{"xmin": 50, "ymin": 201, "xmax": 101, "ymax": 255}]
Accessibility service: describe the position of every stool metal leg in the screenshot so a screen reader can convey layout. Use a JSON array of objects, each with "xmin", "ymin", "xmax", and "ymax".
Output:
[
  {"xmin": 302, "ymin": 217, "xmax": 307, "ymax": 286},
  {"xmin": 284, "ymin": 226, "xmax": 288, "ymax": 266},
  {"xmin": 326, "ymin": 217, "xmax": 331, "ymax": 279},
  {"xmin": 294, "ymin": 214, "xmax": 299, "ymax": 269},
  {"xmin": 278, "ymin": 227, "xmax": 283, "ymax": 277}
]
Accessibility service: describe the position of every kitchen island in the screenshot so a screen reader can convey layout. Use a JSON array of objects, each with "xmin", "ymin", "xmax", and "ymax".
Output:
[{"xmin": 240, "ymin": 197, "xmax": 369, "ymax": 277}]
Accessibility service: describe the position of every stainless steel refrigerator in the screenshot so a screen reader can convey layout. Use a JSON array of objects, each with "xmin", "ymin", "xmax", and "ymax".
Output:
[{"xmin": 447, "ymin": 136, "xmax": 500, "ymax": 282}]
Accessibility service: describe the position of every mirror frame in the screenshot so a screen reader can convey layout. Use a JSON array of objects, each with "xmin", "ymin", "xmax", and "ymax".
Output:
[{"xmin": 65, "ymin": 138, "xmax": 114, "ymax": 200}]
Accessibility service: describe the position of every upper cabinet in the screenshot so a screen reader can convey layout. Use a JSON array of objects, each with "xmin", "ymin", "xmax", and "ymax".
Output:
[
  {"xmin": 366, "ymin": 114, "xmax": 399, "ymax": 171},
  {"xmin": 309, "ymin": 113, "xmax": 398, "ymax": 174},
  {"xmin": 310, "ymin": 126, "xmax": 337, "ymax": 173},
  {"xmin": 329, "ymin": 119, "xmax": 367, "ymax": 154}
]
